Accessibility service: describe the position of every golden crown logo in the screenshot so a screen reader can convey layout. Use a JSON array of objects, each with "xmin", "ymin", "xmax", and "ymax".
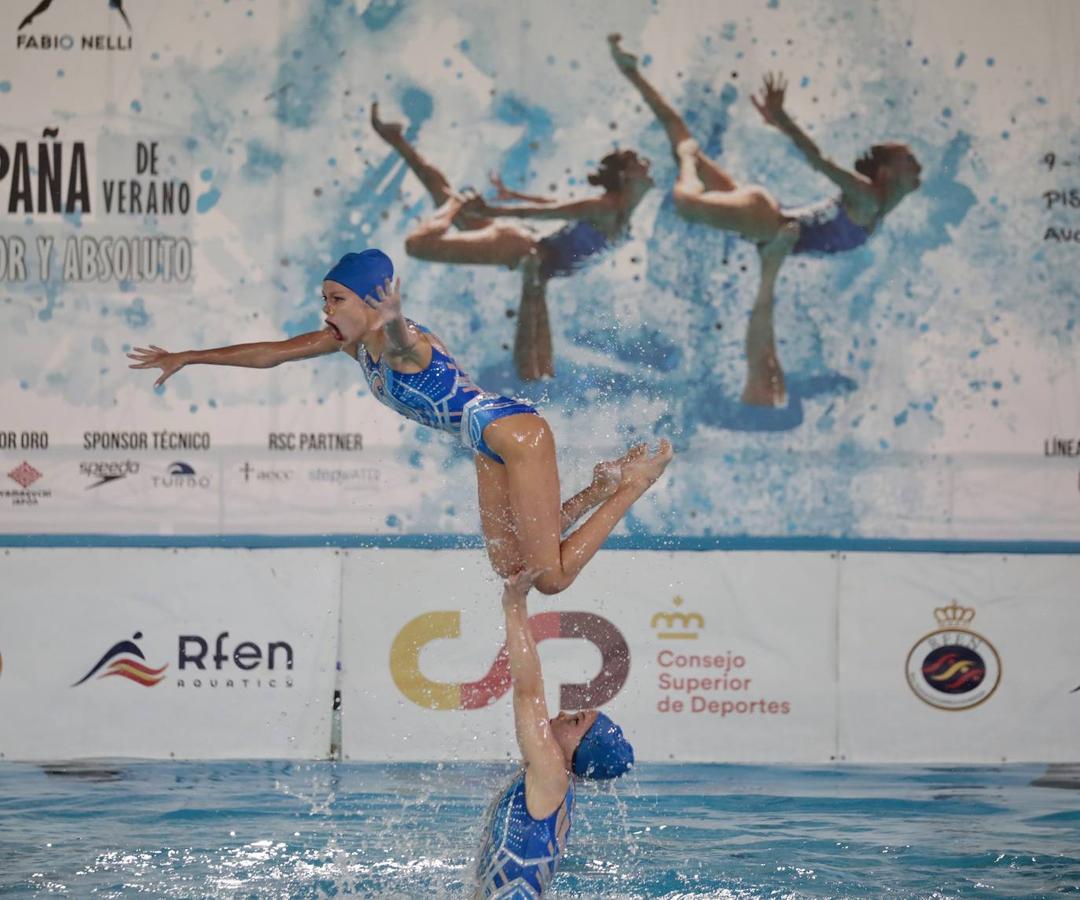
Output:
[
  {"xmin": 933, "ymin": 600, "xmax": 975, "ymax": 628},
  {"xmin": 650, "ymin": 596, "xmax": 703, "ymax": 640}
]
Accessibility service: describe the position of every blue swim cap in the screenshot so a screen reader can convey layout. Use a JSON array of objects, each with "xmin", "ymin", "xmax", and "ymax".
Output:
[
  {"xmin": 571, "ymin": 712, "xmax": 634, "ymax": 780},
  {"xmin": 324, "ymin": 249, "xmax": 394, "ymax": 301}
]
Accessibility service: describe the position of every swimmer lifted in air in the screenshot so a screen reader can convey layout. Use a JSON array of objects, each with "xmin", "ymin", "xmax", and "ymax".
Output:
[
  {"xmin": 129, "ymin": 249, "xmax": 673, "ymax": 595},
  {"xmin": 475, "ymin": 567, "xmax": 634, "ymax": 898},
  {"xmin": 371, "ymin": 103, "xmax": 653, "ymax": 381},
  {"xmin": 608, "ymin": 34, "xmax": 921, "ymax": 406}
]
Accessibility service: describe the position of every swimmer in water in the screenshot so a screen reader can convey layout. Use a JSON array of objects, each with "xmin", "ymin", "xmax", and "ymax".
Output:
[
  {"xmin": 608, "ymin": 34, "xmax": 922, "ymax": 406},
  {"xmin": 370, "ymin": 102, "xmax": 653, "ymax": 381},
  {"xmin": 475, "ymin": 567, "xmax": 634, "ymax": 898},
  {"xmin": 128, "ymin": 249, "xmax": 673, "ymax": 595}
]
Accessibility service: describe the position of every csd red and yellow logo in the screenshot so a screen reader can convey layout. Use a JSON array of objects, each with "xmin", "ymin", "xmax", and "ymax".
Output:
[{"xmin": 391, "ymin": 611, "xmax": 629, "ymax": 710}]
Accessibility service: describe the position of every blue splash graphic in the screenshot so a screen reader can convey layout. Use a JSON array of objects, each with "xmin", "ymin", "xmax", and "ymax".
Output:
[
  {"xmin": 242, "ymin": 140, "xmax": 285, "ymax": 180},
  {"xmin": 3, "ymin": 0, "xmax": 1074, "ymax": 541},
  {"xmin": 196, "ymin": 188, "xmax": 221, "ymax": 213}
]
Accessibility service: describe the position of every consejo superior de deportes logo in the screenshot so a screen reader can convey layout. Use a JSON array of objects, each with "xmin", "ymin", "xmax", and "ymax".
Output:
[{"xmin": 391, "ymin": 610, "xmax": 630, "ymax": 710}]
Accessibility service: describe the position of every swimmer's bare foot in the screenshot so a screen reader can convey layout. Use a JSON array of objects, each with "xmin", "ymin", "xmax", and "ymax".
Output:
[
  {"xmin": 370, "ymin": 102, "xmax": 405, "ymax": 145},
  {"xmin": 758, "ymin": 221, "xmax": 800, "ymax": 271},
  {"xmin": 608, "ymin": 34, "xmax": 638, "ymax": 73},
  {"xmin": 591, "ymin": 443, "xmax": 643, "ymax": 499},
  {"xmin": 618, "ymin": 440, "xmax": 674, "ymax": 495}
]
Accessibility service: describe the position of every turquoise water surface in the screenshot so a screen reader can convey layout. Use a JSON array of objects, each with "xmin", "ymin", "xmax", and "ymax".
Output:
[{"xmin": 1, "ymin": 762, "xmax": 1078, "ymax": 897}]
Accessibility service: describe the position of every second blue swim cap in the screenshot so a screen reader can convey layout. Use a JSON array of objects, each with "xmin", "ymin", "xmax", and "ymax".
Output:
[
  {"xmin": 324, "ymin": 249, "xmax": 394, "ymax": 301},
  {"xmin": 571, "ymin": 712, "xmax": 634, "ymax": 780}
]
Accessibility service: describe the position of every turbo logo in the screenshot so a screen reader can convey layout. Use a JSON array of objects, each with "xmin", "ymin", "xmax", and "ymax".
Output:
[
  {"xmin": 73, "ymin": 630, "xmax": 168, "ymax": 687},
  {"xmin": 391, "ymin": 611, "xmax": 629, "ymax": 710}
]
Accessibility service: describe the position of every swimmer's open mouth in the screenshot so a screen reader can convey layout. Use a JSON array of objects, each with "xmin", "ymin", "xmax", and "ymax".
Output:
[{"xmin": 326, "ymin": 320, "xmax": 344, "ymax": 341}]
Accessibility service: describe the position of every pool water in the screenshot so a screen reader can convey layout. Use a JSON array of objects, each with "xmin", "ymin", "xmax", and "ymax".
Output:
[{"xmin": 1, "ymin": 761, "xmax": 1078, "ymax": 897}]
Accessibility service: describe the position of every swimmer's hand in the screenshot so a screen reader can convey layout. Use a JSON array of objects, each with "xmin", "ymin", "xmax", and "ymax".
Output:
[
  {"xmin": 127, "ymin": 345, "xmax": 187, "ymax": 387},
  {"xmin": 489, "ymin": 171, "xmax": 514, "ymax": 202},
  {"xmin": 458, "ymin": 191, "xmax": 490, "ymax": 219},
  {"xmin": 364, "ymin": 276, "xmax": 404, "ymax": 327},
  {"xmin": 502, "ymin": 567, "xmax": 543, "ymax": 608},
  {"xmin": 368, "ymin": 277, "xmax": 426, "ymax": 364},
  {"xmin": 751, "ymin": 72, "xmax": 788, "ymax": 127},
  {"xmin": 607, "ymin": 34, "xmax": 638, "ymax": 73}
]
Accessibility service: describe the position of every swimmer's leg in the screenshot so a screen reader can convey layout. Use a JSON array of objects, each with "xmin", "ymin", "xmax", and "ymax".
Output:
[
  {"xmin": 371, "ymin": 102, "xmax": 492, "ymax": 230},
  {"xmin": 484, "ymin": 416, "xmax": 673, "ymax": 595},
  {"xmin": 672, "ymin": 139, "xmax": 785, "ymax": 242},
  {"xmin": 514, "ymin": 255, "xmax": 554, "ymax": 381},
  {"xmin": 476, "ymin": 446, "xmax": 629, "ymax": 576},
  {"xmin": 558, "ymin": 445, "xmax": 641, "ymax": 533},
  {"xmin": 608, "ymin": 34, "xmax": 736, "ymax": 191},
  {"xmin": 476, "ymin": 454, "xmax": 526, "ymax": 578},
  {"xmin": 742, "ymin": 222, "xmax": 799, "ymax": 407},
  {"xmin": 405, "ymin": 195, "xmax": 538, "ymax": 267}
]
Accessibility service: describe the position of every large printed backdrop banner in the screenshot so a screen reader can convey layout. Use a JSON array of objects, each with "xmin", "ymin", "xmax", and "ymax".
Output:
[
  {"xmin": 1, "ymin": 1, "xmax": 1078, "ymax": 541},
  {"xmin": 0, "ymin": 548, "xmax": 339, "ymax": 759}
]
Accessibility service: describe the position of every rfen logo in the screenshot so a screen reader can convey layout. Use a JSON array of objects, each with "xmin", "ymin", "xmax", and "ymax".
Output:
[{"xmin": 73, "ymin": 631, "xmax": 168, "ymax": 687}]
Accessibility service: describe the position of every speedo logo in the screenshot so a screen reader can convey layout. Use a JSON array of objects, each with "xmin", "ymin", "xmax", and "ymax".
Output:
[
  {"xmin": 80, "ymin": 460, "xmax": 139, "ymax": 488},
  {"xmin": 391, "ymin": 611, "xmax": 630, "ymax": 710}
]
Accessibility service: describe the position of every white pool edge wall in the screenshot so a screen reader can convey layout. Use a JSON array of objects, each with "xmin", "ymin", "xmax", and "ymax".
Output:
[{"xmin": 2, "ymin": 544, "xmax": 1078, "ymax": 764}]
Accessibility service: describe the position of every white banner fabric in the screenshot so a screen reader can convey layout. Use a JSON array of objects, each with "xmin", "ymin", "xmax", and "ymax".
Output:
[
  {"xmin": 340, "ymin": 550, "xmax": 839, "ymax": 763},
  {"xmin": 837, "ymin": 553, "xmax": 1080, "ymax": 763},
  {"xmin": 0, "ymin": 548, "xmax": 339, "ymax": 760}
]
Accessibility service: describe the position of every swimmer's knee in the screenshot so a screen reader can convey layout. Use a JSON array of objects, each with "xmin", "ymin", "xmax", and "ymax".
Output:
[
  {"xmin": 672, "ymin": 187, "xmax": 709, "ymax": 223},
  {"xmin": 534, "ymin": 569, "xmax": 575, "ymax": 596},
  {"xmin": 672, "ymin": 184, "xmax": 700, "ymax": 208},
  {"xmin": 404, "ymin": 231, "xmax": 433, "ymax": 259}
]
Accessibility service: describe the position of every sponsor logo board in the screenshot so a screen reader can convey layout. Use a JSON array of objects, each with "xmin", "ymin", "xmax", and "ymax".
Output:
[{"xmin": 905, "ymin": 601, "xmax": 1001, "ymax": 711}]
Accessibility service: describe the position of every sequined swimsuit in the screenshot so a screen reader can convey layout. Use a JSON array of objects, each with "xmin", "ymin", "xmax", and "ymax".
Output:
[
  {"xmin": 355, "ymin": 322, "xmax": 537, "ymax": 464},
  {"xmin": 474, "ymin": 772, "xmax": 574, "ymax": 899}
]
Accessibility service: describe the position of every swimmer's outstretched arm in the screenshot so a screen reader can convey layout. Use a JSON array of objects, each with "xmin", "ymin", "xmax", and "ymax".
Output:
[
  {"xmin": 489, "ymin": 171, "xmax": 557, "ymax": 205},
  {"xmin": 752, "ymin": 73, "xmax": 874, "ymax": 204},
  {"xmin": 127, "ymin": 329, "xmax": 342, "ymax": 387},
  {"xmin": 503, "ymin": 570, "xmax": 571, "ymax": 809},
  {"xmin": 464, "ymin": 194, "xmax": 613, "ymax": 223}
]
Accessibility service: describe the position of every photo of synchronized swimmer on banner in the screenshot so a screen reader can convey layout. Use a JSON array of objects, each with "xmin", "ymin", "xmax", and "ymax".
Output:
[
  {"xmin": 371, "ymin": 103, "xmax": 654, "ymax": 381},
  {"xmin": 475, "ymin": 567, "xmax": 633, "ymax": 898},
  {"xmin": 608, "ymin": 35, "xmax": 923, "ymax": 407},
  {"xmin": 128, "ymin": 249, "xmax": 673, "ymax": 594}
]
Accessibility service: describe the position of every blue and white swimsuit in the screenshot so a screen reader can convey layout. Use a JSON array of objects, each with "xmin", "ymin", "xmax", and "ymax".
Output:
[
  {"xmin": 475, "ymin": 771, "xmax": 574, "ymax": 899},
  {"xmin": 782, "ymin": 196, "xmax": 875, "ymax": 255},
  {"xmin": 356, "ymin": 322, "xmax": 537, "ymax": 464}
]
